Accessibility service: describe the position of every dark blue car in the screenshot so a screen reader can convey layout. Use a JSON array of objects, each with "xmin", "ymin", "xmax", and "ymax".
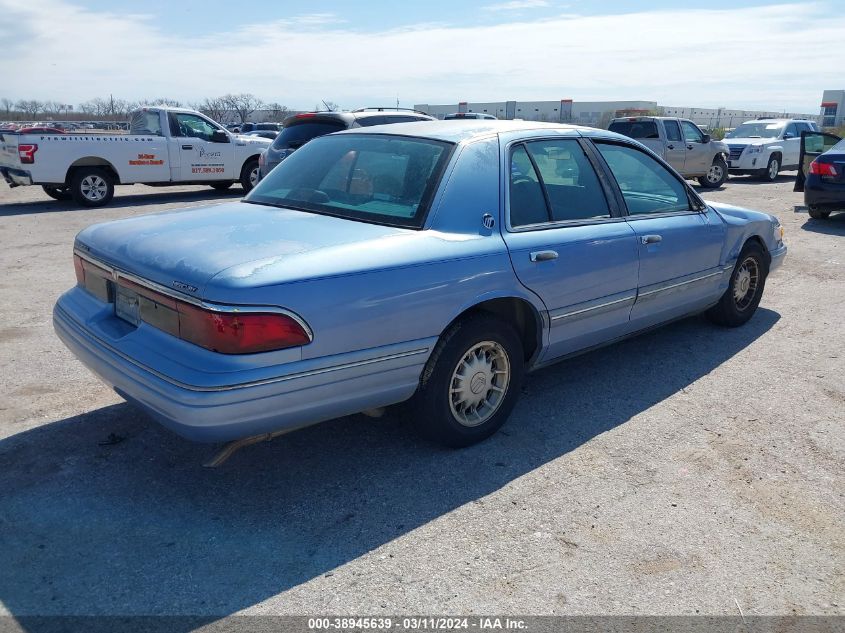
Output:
[{"xmin": 795, "ymin": 130, "xmax": 844, "ymax": 219}]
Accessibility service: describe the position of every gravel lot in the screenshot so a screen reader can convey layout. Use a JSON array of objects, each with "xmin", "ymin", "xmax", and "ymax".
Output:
[{"xmin": 0, "ymin": 177, "xmax": 842, "ymax": 618}]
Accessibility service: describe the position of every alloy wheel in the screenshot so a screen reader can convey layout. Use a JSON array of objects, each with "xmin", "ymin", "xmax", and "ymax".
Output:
[
  {"xmin": 733, "ymin": 256, "xmax": 760, "ymax": 311},
  {"xmin": 448, "ymin": 341, "xmax": 511, "ymax": 427}
]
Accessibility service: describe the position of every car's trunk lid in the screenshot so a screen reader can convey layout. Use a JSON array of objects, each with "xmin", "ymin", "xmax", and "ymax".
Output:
[{"xmin": 75, "ymin": 201, "xmax": 412, "ymax": 299}]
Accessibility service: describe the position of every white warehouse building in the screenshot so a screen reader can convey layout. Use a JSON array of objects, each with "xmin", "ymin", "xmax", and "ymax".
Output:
[
  {"xmin": 820, "ymin": 90, "xmax": 845, "ymax": 128},
  {"xmin": 415, "ymin": 99, "xmax": 819, "ymax": 129}
]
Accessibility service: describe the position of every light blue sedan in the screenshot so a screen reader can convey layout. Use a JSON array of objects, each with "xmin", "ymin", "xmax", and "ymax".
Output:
[{"xmin": 54, "ymin": 121, "xmax": 787, "ymax": 448}]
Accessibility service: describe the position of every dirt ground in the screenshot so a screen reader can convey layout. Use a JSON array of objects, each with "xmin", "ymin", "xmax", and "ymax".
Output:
[{"xmin": 0, "ymin": 177, "xmax": 842, "ymax": 618}]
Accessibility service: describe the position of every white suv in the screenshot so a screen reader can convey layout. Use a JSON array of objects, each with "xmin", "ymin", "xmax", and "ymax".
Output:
[{"xmin": 724, "ymin": 119, "xmax": 819, "ymax": 181}]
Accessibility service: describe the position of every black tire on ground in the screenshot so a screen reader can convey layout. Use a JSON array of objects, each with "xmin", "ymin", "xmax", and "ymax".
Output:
[
  {"xmin": 698, "ymin": 156, "xmax": 729, "ymax": 188},
  {"xmin": 69, "ymin": 167, "xmax": 115, "ymax": 207},
  {"xmin": 239, "ymin": 159, "xmax": 259, "ymax": 193},
  {"xmin": 807, "ymin": 206, "xmax": 831, "ymax": 220},
  {"xmin": 411, "ymin": 313, "xmax": 524, "ymax": 448},
  {"xmin": 42, "ymin": 185, "xmax": 72, "ymax": 201},
  {"xmin": 210, "ymin": 182, "xmax": 234, "ymax": 191},
  {"xmin": 706, "ymin": 241, "xmax": 768, "ymax": 328},
  {"xmin": 760, "ymin": 155, "xmax": 780, "ymax": 182}
]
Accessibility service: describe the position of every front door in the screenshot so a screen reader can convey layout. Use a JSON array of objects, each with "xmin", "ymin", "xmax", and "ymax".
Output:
[
  {"xmin": 167, "ymin": 112, "xmax": 234, "ymax": 181},
  {"xmin": 795, "ymin": 130, "xmax": 841, "ymax": 192},
  {"xmin": 501, "ymin": 137, "xmax": 639, "ymax": 362},
  {"xmin": 592, "ymin": 140, "xmax": 726, "ymax": 327},
  {"xmin": 680, "ymin": 120, "xmax": 710, "ymax": 173}
]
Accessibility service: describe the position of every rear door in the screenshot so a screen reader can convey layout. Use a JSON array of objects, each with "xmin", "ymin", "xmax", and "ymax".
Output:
[
  {"xmin": 501, "ymin": 135, "xmax": 639, "ymax": 361},
  {"xmin": 592, "ymin": 140, "xmax": 726, "ymax": 327},
  {"xmin": 662, "ymin": 119, "xmax": 686, "ymax": 173},
  {"xmin": 794, "ymin": 130, "xmax": 841, "ymax": 192}
]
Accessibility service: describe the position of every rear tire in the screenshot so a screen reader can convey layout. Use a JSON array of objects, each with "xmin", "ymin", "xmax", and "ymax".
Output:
[
  {"xmin": 412, "ymin": 314, "xmax": 524, "ymax": 448},
  {"xmin": 760, "ymin": 155, "xmax": 780, "ymax": 182},
  {"xmin": 70, "ymin": 167, "xmax": 115, "ymax": 207},
  {"xmin": 698, "ymin": 156, "xmax": 728, "ymax": 188},
  {"xmin": 807, "ymin": 206, "xmax": 830, "ymax": 220},
  {"xmin": 210, "ymin": 182, "xmax": 234, "ymax": 191},
  {"xmin": 706, "ymin": 242, "xmax": 768, "ymax": 327},
  {"xmin": 42, "ymin": 184, "xmax": 72, "ymax": 201},
  {"xmin": 239, "ymin": 159, "xmax": 259, "ymax": 193}
]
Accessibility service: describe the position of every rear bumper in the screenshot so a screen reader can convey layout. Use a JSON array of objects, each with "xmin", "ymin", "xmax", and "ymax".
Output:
[
  {"xmin": 53, "ymin": 293, "xmax": 432, "ymax": 443},
  {"xmin": 0, "ymin": 166, "xmax": 33, "ymax": 187},
  {"xmin": 804, "ymin": 177, "xmax": 845, "ymax": 209}
]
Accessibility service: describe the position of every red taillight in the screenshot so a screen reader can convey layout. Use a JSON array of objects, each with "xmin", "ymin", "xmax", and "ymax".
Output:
[
  {"xmin": 296, "ymin": 113, "xmax": 317, "ymax": 118},
  {"xmin": 19, "ymin": 143, "xmax": 38, "ymax": 164},
  {"xmin": 178, "ymin": 304, "xmax": 310, "ymax": 354},
  {"xmin": 809, "ymin": 160, "xmax": 838, "ymax": 177},
  {"xmin": 74, "ymin": 255, "xmax": 311, "ymax": 353}
]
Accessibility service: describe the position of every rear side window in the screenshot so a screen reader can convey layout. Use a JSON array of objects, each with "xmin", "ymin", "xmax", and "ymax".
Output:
[
  {"xmin": 130, "ymin": 111, "xmax": 163, "ymax": 136},
  {"xmin": 608, "ymin": 121, "xmax": 659, "ymax": 139},
  {"xmin": 355, "ymin": 116, "xmax": 387, "ymax": 127},
  {"xmin": 272, "ymin": 120, "xmax": 347, "ymax": 150},
  {"xmin": 595, "ymin": 142, "xmax": 690, "ymax": 215},
  {"xmin": 664, "ymin": 120, "xmax": 682, "ymax": 142},
  {"xmin": 509, "ymin": 140, "xmax": 610, "ymax": 227}
]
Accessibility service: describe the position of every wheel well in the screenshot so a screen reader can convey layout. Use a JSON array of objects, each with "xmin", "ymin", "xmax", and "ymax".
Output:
[
  {"xmin": 743, "ymin": 235, "xmax": 771, "ymax": 267},
  {"xmin": 453, "ymin": 298, "xmax": 542, "ymax": 364},
  {"xmin": 769, "ymin": 151, "xmax": 782, "ymax": 161},
  {"xmin": 65, "ymin": 158, "xmax": 120, "ymax": 185},
  {"xmin": 242, "ymin": 154, "xmax": 261, "ymax": 172}
]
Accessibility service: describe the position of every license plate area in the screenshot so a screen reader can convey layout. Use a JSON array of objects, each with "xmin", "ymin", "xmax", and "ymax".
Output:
[{"xmin": 114, "ymin": 285, "xmax": 141, "ymax": 327}]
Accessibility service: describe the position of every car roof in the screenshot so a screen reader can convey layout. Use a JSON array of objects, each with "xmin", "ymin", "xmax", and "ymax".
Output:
[{"xmin": 333, "ymin": 119, "xmax": 609, "ymax": 144}]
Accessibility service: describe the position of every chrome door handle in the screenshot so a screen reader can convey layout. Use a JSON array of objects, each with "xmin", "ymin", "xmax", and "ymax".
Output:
[
  {"xmin": 667, "ymin": 144, "xmax": 674, "ymax": 150},
  {"xmin": 641, "ymin": 235, "xmax": 662, "ymax": 245},
  {"xmin": 687, "ymin": 144, "xmax": 694, "ymax": 150},
  {"xmin": 182, "ymin": 144, "xmax": 193, "ymax": 150},
  {"xmin": 530, "ymin": 250, "xmax": 559, "ymax": 262}
]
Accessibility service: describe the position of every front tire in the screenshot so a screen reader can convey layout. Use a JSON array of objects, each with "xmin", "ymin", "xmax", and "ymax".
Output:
[
  {"xmin": 42, "ymin": 184, "xmax": 72, "ymax": 201},
  {"xmin": 240, "ymin": 159, "xmax": 259, "ymax": 193},
  {"xmin": 698, "ymin": 156, "xmax": 728, "ymax": 188},
  {"xmin": 760, "ymin": 155, "xmax": 780, "ymax": 182},
  {"xmin": 412, "ymin": 314, "xmax": 524, "ymax": 447},
  {"xmin": 210, "ymin": 182, "xmax": 234, "ymax": 191},
  {"xmin": 706, "ymin": 242, "xmax": 768, "ymax": 327},
  {"xmin": 70, "ymin": 167, "xmax": 115, "ymax": 207},
  {"xmin": 808, "ymin": 206, "xmax": 831, "ymax": 220}
]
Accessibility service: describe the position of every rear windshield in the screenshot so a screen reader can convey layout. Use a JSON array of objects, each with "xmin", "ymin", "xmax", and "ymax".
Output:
[
  {"xmin": 608, "ymin": 121, "xmax": 659, "ymax": 139},
  {"xmin": 246, "ymin": 134, "xmax": 453, "ymax": 228},
  {"xmin": 272, "ymin": 120, "xmax": 346, "ymax": 150}
]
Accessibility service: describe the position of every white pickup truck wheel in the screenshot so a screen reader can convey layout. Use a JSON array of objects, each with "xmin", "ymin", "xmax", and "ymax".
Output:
[
  {"xmin": 240, "ymin": 159, "xmax": 260, "ymax": 193},
  {"xmin": 70, "ymin": 167, "xmax": 115, "ymax": 207}
]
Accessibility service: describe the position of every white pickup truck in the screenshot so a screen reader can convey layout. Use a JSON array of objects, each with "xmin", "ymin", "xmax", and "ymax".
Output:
[
  {"xmin": 0, "ymin": 106, "xmax": 271, "ymax": 206},
  {"xmin": 723, "ymin": 118, "xmax": 820, "ymax": 182}
]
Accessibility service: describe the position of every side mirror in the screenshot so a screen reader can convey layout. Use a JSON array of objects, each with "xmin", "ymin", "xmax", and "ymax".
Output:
[
  {"xmin": 783, "ymin": 133, "xmax": 794, "ymax": 140},
  {"xmin": 701, "ymin": 133, "xmax": 711, "ymax": 143},
  {"xmin": 211, "ymin": 129, "xmax": 230, "ymax": 143}
]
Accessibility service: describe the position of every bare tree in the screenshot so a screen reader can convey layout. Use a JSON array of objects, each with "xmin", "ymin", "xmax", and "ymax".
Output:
[
  {"xmin": 15, "ymin": 99, "xmax": 44, "ymax": 118},
  {"xmin": 224, "ymin": 93, "xmax": 264, "ymax": 123},
  {"xmin": 265, "ymin": 102, "xmax": 290, "ymax": 121},
  {"xmin": 141, "ymin": 97, "xmax": 183, "ymax": 107},
  {"xmin": 1, "ymin": 98, "xmax": 14, "ymax": 120},
  {"xmin": 193, "ymin": 97, "xmax": 229, "ymax": 124}
]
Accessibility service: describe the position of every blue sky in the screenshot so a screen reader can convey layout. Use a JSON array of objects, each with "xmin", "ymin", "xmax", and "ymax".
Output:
[{"xmin": 1, "ymin": 0, "xmax": 839, "ymax": 113}]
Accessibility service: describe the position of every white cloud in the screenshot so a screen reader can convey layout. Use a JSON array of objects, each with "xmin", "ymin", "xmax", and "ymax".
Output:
[
  {"xmin": 483, "ymin": 0, "xmax": 550, "ymax": 11},
  {"xmin": 0, "ymin": 0, "xmax": 839, "ymax": 113}
]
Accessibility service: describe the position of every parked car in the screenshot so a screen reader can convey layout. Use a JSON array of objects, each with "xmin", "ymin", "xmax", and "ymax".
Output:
[
  {"xmin": 723, "ymin": 119, "xmax": 819, "ymax": 181},
  {"xmin": 239, "ymin": 122, "xmax": 257, "ymax": 133},
  {"xmin": 16, "ymin": 126, "xmax": 66, "ymax": 134},
  {"xmin": 0, "ymin": 106, "xmax": 271, "ymax": 206},
  {"xmin": 444, "ymin": 112, "xmax": 497, "ymax": 120},
  {"xmin": 244, "ymin": 130, "xmax": 279, "ymax": 140},
  {"xmin": 608, "ymin": 116, "xmax": 729, "ymax": 188},
  {"xmin": 258, "ymin": 108, "xmax": 435, "ymax": 179},
  {"xmin": 794, "ymin": 130, "xmax": 843, "ymax": 219},
  {"xmin": 54, "ymin": 121, "xmax": 786, "ymax": 448}
]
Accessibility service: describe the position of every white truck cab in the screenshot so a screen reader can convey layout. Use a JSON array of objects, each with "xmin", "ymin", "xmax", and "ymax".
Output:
[
  {"xmin": 724, "ymin": 118, "xmax": 819, "ymax": 182},
  {"xmin": 0, "ymin": 106, "xmax": 272, "ymax": 206}
]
